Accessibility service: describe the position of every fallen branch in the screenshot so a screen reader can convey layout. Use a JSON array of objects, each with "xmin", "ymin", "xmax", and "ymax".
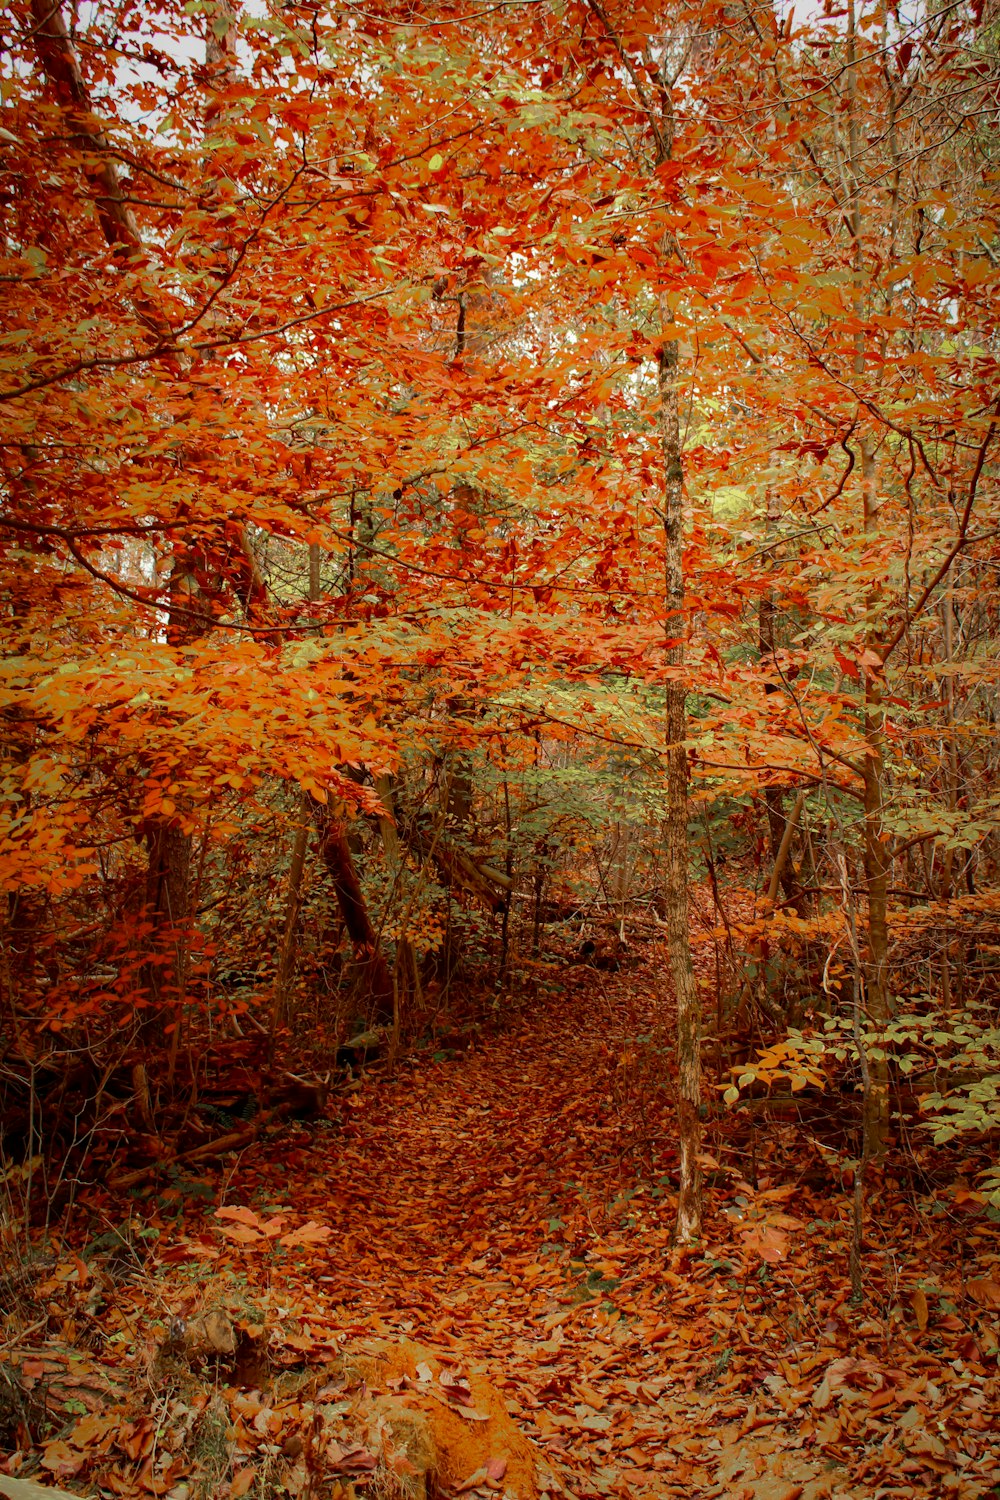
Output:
[
  {"xmin": 403, "ymin": 820, "xmax": 512, "ymax": 911},
  {"xmin": 109, "ymin": 1108, "xmax": 283, "ymax": 1190}
]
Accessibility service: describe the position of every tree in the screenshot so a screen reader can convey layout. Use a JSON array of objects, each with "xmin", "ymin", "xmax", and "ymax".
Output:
[{"xmin": 2, "ymin": 0, "xmax": 998, "ymax": 1256}]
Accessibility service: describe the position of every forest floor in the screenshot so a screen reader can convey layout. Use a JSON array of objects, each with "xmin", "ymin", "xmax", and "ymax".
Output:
[{"xmin": 2, "ymin": 937, "xmax": 999, "ymax": 1500}]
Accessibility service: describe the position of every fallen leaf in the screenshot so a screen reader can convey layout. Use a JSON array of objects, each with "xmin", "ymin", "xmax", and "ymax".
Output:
[
  {"xmin": 440, "ymin": 1369, "xmax": 473, "ymax": 1402},
  {"xmin": 203, "ymin": 1308, "xmax": 237, "ymax": 1353},
  {"xmin": 253, "ymin": 1406, "xmax": 280, "ymax": 1437},
  {"xmin": 218, "ymin": 1224, "xmax": 263, "ymax": 1244},
  {"xmin": 69, "ymin": 1414, "xmax": 116, "ymax": 1450},
  {"xmin": 137, "ymin": 1458, "xmax": 171, "ymax": 1495},
  {"xmin": 645, "ymin": 1325, "xmax": 673, "ymax": 1345},
  {"xmin": 910, "ymin": 1287, "xmax": 929, "ymax": 1330},
  {"xmin": 0, "ymin": 1478, "xmax": 95, "ymax": 1500},
  {"xmin": 40, "ymin": 1444, "xmax": 83, "ymax": 1480},
  {"xmin": 812, "ymin": 1357, "xmax": 875, "ymax": 1410},
  {"xmin": 454, "ymin": 1470, "xmax": 488, "ymax": 1494},
  {"xmin": 279, "ymin": 1220, "xmax": 332, "ymax": 1248},
  {"xmin": 216, "ymin": 1206, "xmax": 261, "ymax": 1228},
  {"xmin": 229, "ymin": 1468, "xmax": 256, "ymax": 1498},
  {"xmin": 327, "ymin": 1445, "xmax": 378, "ymax": 1474},
  {"xmin": 422, "ymin": 1386, "xmax": 490, "ymax": 1421},
  {"xmin": 453, "ymin": 1404, "xmax": 490, "ymax": 1423},
  {"xmin": 742, "ymin": 1223, "xmax": 787, "ymax": 1264},
  {"xmin": 967, "ymin": 1277, "xmax": 1000, "ymax": 1308},
  {"xmin": 118, "ymin": 1421, "xmax": 154, "ymax": 1462}
]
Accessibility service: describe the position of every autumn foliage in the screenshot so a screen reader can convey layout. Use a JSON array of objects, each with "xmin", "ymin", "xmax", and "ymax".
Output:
[{"xmin": 1, "ymin": 0, "xmax": 1000, "ymax": 1487}]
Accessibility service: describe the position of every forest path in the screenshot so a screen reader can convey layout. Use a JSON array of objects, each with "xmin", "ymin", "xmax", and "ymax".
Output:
[
  {"xmin": 8, "ymin": 946, "xmax": 992, "ymax": 1500},
  {"xmin": 240, "ymin": 954, "xmax": 857, "ymax": 1500}
]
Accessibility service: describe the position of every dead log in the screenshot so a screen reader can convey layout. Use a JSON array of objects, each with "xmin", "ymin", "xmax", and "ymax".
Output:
[
  {"xmin": 402, "ymin": 819, "xmax": 512, "ymax": 911},
  {"xmin": 1, "ymin": 1477, "xmax": 100, "ymax": 1500},
  {"xmin": 107, "ymin": 1068, "xmax": 336, "ymax": 1190},
  {"xmin": 108, "ymin": 1105, "xmax": 286, "ymax": 1190},
  {"xmin": 313, "ymin": 808, "xmax": 395, "ymax": 1021}
]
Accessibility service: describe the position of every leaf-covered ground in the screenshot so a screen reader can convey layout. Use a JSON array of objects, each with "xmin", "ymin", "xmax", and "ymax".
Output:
[{"xmin": 3, "ymin": 944, "xmax": 999, "ymax": 1499}]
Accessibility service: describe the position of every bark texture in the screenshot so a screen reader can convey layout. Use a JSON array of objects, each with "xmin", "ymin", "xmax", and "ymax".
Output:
[
  {"xmin": 659, "ymin": 334, "xmax": 702, "ymax": 1245},
  {"xmin": 315, "ymin": 809, "xmax": 395, "ymax": 1022}
]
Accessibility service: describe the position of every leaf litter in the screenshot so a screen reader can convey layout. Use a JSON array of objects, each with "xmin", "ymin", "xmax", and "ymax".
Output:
[{"xmin": 2, "ymin": 940, "xmax": 998, "ymax": 1499}]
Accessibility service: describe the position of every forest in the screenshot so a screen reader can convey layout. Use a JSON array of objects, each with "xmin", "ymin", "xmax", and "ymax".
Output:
[{"xmin": 1, "ymin": 0, "xmax": 999, "ymax": 1495}]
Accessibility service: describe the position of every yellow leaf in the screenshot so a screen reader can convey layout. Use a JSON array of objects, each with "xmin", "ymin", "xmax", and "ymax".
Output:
[{"xmin": 910, "ymin": 1287, "xmax": 929, "ymax": 1331}]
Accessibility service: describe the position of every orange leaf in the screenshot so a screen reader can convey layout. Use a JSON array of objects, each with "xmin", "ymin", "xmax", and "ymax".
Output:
[
  {"xmin": 910, "ymin": 1287, "xmax": 929, "ymax": 1330},
  {"xmin": 69, "ymin": 1413, "xmax": 116, "ymax": 1450},
  {"xmin": 279, "ymin": 1220, "xmax": 332, "ymax": 1248},
  {"xmin": 41, "ymin": 1442, "xmax": 83, "ymax": 1479},
  {"xmin": 216, "ymin": 1206, "xmax": 262, "ymax": 1227},
  {"xmin": 741, "ymin": 1223, "xmax": 787, "ymax": 1264}
]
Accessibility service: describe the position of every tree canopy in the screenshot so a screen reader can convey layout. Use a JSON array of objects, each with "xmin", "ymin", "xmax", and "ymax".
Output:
[{"xmin": 3, "ymin": 0, "xmax": 1000, "ymax": 1266}]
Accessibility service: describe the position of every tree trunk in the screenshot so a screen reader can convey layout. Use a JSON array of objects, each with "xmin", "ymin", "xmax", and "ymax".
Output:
[
  {"xmin": 758, "ymin": 490, "xmax": 808, "ymax": 916},
  {"xmin": 938, "ymin": 570, "xmax": 965, "ymax": 1003},
  {"xmin": 845, "ymin": 0, "xmax": 891, "ymax": 1156},
  {"xmin": 271, "ymin": 797, "xmax": 310, "ymax": 1033},
  {"xmin": 29, "ymin": 0, "xmax": 145, "ymax": 257},
  {"xmin": 375, "ymin": 773, "xmax": 422, "ymax": 1041},
  {"xmin": 271, "ymin": 542, "xmax": 324, "ymax": 1033},
  {"xmin": 861, "ymin": 437, "xmax": 891, "ymax": 1154},
  {"xmin": 579, "ymin": 0, "xmax": 702, "ymax": 1243},
  {"xmin": 659, "ymin": 331, "xmax": 702, "ymax": 1245},
  {"xmin": 314, "ymin": 810, "xmax": 394, "ymax": 1023}
]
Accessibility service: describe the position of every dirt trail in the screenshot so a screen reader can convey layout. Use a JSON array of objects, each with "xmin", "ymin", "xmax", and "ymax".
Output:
[
  {"xmin": 259, "ymin": 963, "xmax": 728, "ymax": 1497},
  {"xmin": 232, "ymin": 964, "xmax": 865, "ymax": 1500},
  {"xmin": 6, "ymin": 951, "xmax": 997, "ymax": 1498},
  {"xmin": 230, "ymin": 954, "xmax": 998, "ymax": 1500}
]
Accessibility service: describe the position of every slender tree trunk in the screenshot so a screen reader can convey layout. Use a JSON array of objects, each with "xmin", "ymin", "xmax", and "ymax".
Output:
[
  {"xmin": 445, "ymin": 757, "xmax": 474, "ymax": 835},
  {"xmin": 848, "ymin": 129, "xmax": 887, "ymax": 1062},
  {"xmin": 30, "ymin": 2, "xmax": 273, "ymax": 1065},
  {"xmin": 497, "ymin": 771, "xmax": 514, "ymax": 984},
  {"xmin": 846, "ymin": 0, "xmax": 891, "ymax": 1155},
  {"xmin": 614, "ymin": 817, "xmax": 630, "ymax": 937},
  {"xmin": 30, "ymin": 0, "xmax": 188, "ymax": 1061},
  {"xmin": 442, "ymin": 722, "xmax": 474, "ymax": 976},
  {"xmin": 375, "ymin": 773, "xmax": 422, "ymax": 1048},
  {"xmin": 271, "ymin": 543, "xmax": 323, "ymax": 1033},
  {"xmin": 938, "ymin": 569, "xmax": 965, "ymax": 1003},
  {"xmin": 583, "ymin": 4, "xmax": 706, "ymax": 1242},
  {"xmin": 758, "ymin": 491, "xmax": 786, "ymax": 862},
  {"xmin": 29, "ymin": 0, "xmax": 145, "ymax": 256},
  {"xmin": 659, "ymin": 331, "xmax": 702, "ymax": 1245},
  {"xmin": 271, "ymin": 797, "xmax": 310, "ymax": 1033},
  {"xmin": 861, "ymin": 441, "xmax": 891, "ymax": 1153},
  {"xmin": 758, "ymin": 490, "xmax": 808, "ymax": 916}
]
